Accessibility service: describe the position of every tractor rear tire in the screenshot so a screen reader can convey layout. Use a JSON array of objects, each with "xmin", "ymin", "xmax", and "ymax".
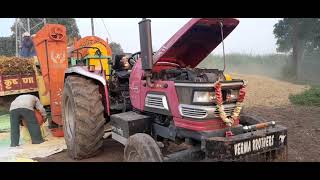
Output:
[
  {"xmin": 124, "ymin": 133, "xmax": 163, "ymax": 162},
  {"xmin": 62, "ymin": 76, "xmax": 105, "ymax": 160}
]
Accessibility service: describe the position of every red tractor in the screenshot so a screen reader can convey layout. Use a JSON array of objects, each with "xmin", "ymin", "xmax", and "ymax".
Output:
[{"xmin": 61, "ymin": 18, "xmax": 288, "ymax": 161}]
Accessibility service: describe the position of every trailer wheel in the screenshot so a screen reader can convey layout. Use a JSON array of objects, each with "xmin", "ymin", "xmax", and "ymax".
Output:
[
  {"xmin": 62, "ymin": 76, "xmax": 105, "ymax": 160},
  {"xmin": 124, "ymin": 133, "xmax": 163, "ymax": 162}
]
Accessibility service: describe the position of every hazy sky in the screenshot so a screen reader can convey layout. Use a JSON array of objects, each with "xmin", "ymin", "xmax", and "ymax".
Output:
[{"xmin": 1, "ymin": 18, "xmax": 280, "ymax": 55}]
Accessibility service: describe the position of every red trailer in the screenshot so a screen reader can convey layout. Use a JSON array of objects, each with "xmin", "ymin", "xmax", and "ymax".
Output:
[{"xmin": 0, "ymin": 73, "xmax": 38, "ymax": 96}]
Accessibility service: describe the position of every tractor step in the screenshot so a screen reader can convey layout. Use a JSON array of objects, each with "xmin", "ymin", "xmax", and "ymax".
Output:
[{"xmin": 110, "ymin": 111, "xmax": 152, "ymax": 145}]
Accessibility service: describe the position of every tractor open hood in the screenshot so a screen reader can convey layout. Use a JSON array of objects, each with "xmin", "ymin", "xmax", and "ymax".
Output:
[{"xmin": 153, "ymin": 18, "xmax": 239, "ymax": 69}]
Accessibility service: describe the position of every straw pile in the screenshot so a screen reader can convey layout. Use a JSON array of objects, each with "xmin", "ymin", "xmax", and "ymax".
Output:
[{"xmin": 0, "ymin": 56, "xmax": 34, "ymax": 75}]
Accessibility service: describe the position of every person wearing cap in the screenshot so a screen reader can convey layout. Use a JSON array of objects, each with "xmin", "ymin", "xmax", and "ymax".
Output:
[
  {"xmin": 30, "ymin": 34, "xmax": 37, "ymax": 56},
  {"xmin": 20, "ymin": 32, "xmax": 34, "ymax": 58},
  {"xmin": 9, "ymin": 94, "xmax": 47, "ymax": 147}
]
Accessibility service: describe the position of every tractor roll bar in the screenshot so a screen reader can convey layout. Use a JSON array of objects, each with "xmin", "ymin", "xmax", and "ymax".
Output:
[{"xmin": 71, "ymin": 46, "xmax": 104, "ymax": 75}]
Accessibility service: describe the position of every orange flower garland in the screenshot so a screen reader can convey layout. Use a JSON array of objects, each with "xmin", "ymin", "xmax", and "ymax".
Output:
[{"xmin": 215, "ymin": 81, "xmax": 246, "ymax": 127}]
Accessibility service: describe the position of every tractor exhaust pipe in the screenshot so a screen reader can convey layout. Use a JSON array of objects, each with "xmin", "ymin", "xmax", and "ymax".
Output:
[
  {"xmin": 139, "ymin": 18, "xmax": 154, "ymax": 88},
  {"xmin": 139, "ymin": 18, "xmax": 153, "ymax": 70}
]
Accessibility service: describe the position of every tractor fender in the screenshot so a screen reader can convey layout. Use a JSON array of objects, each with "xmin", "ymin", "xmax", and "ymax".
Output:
[
  {"xmin": 65, "ymin": 66, "xmax": 106, "ymax": 86},
  {"xmin": 64, "ymin": 66, "xmax": 110, "ymax": 116}
]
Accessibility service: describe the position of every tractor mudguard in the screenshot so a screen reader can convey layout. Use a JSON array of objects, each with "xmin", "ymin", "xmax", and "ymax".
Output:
[{"xmin": 65, "ymin": 66, "xmax": 106, "ymax": 86}]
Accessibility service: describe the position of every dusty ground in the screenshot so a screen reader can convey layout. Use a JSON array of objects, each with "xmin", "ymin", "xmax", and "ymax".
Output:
[
  {"xmin": 234, "ymin": 74, "xmax": 320, "ymax": 162},
  {"xmin": 10, "ymin": 74, "xmax": 320, "ymax": 162},
  {"xmin": 35, "ymin": 138, "xmax": 124, "ymax": 162}
]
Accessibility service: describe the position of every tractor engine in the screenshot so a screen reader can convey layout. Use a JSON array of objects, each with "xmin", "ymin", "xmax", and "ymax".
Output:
[{"xmin": 158, "ymin": 68, "xmax": 225, "ymax": 82}]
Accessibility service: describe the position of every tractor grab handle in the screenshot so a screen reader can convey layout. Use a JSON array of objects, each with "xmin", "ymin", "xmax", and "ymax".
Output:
[{"xmin": 243, "ymin": 121, "xmax": 276, "ymax": 132}]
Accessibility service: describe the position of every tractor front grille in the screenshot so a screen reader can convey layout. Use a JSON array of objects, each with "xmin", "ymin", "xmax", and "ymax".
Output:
[
  {"xmin": 145, "ymin": 94, "xmax": 169, "ymax": 110},
  {"xmin": 179, "ymin": 104, "xmax": 236, "ymax": 119},
  {"xmin": 180, "ymin": 106, "xmax": 208, "ymax": 119},
  {"xmin": 213, "ymin": 104, "xmax": 235, "ymax": 117}
]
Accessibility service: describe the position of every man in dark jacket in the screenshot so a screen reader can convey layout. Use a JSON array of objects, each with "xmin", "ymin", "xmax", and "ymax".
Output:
[{"xmin": 20, "ymin": 32, "xmax": 34, "ymax": 58}]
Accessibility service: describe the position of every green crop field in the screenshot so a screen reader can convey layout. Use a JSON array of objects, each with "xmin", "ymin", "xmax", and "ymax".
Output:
[{"xmin": 289, "ymin": 86, "xmax": 320, "ymax": 107}]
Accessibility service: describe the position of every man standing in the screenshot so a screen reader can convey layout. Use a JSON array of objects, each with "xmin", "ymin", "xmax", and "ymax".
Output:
[
  {"xmin": 19, "ymin": 32, "xmax": 34, "ymax": 58},
  {"xmin": 9, "ymin": 94, "xmax": 47, "ymax": 147}
]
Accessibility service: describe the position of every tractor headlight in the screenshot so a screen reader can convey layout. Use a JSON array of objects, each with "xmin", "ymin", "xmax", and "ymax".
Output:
[
  {"xmin": 228, "ymin": 89, "xmax": 239, "ymax": 101},
  {"xmin": 193, "ymin": 91, "xmax": 216, "ymax": 103}
]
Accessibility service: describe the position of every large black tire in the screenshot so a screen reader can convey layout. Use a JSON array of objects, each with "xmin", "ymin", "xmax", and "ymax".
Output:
[
  {"xmin": 62, "ymin": 76, "xmax": 105, "ymax": 160},
  {"xmin": 124, "ymin": 133, "xmax": 163, "ymax": 162}
]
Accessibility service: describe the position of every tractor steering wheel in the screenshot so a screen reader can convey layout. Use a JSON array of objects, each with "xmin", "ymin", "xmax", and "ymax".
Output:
[
  {"xmin": 128, "ymin": 51, "xmax": 156, "ymax": 67},
  {"xmin": 128, "ymin": 52, "xmax": 141, "ymax": 67}
]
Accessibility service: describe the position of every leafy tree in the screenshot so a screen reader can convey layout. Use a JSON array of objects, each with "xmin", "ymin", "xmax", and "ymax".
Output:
[
  {"xmin": 10, "ymin": 18, "xmax": 81, "ymax": 39},
  {"xmin": 273, "ymin": 18, "xmax": 320, "ymax": 79},
  {"xmin": 0, "ymin": 37, "xmax": 15, "ymax": 56},
  {"xmin": 0, "ymin": 18, "xmax": 81, "ymax": 56},
  {"xmin": 109, "ymin": 42, "xmax": 124, "ymax": 55}
]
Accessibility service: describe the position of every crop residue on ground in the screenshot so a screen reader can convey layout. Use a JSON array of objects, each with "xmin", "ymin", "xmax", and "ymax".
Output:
[{"xmin": 232, "ymin": 74, "xmax": 310, "ymax": 108}]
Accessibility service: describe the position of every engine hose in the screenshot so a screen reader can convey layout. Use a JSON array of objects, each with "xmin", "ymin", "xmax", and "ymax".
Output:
[{"xmin": 145, "ymin": 71, "xmax": 155, "ymax": 88}]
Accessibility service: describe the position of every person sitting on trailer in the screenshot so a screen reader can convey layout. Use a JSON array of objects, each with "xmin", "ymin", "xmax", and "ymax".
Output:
[
  {"xmin": 9, "ymin": 94, "xmax": 47, "ymax": 147},
  {"xmin": 19, "ymin": 32, "xmax": 34, "ymax": 58}
]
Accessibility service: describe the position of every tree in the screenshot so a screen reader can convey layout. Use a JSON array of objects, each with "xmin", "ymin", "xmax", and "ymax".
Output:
[
  {"xmin": 0, "ymin": 37, "xmax": 15, "ymax": 56},
  {"xmin": 10, "ymin": 18, "xmax": 81, "ymax": 39},
  {"xmin": 0, "ymin": 18, "xmax": 81, "ymax": 56},
  {"xmin": 273, "ymin": 18, "xmax": 320, "ymax": 79},
  {"xmin": 109, "ymin": 42, "xmax": 124, "ymax": 55}
]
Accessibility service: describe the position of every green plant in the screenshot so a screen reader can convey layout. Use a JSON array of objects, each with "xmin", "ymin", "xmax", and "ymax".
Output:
[{"xmin": 289, "ymin": 86, "xmax": 320, "ymax": 106}]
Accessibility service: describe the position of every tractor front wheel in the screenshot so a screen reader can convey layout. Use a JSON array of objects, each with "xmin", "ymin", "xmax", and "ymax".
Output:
[
  {"xmin": 124, "ymin": 133, "xmax": 163, "ymax": 162},
  {"xmin": 62, "ymin": 76, "xmax": 105, "ymax": 160}
]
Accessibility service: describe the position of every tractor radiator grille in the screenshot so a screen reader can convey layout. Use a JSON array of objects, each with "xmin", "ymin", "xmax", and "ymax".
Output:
[
  {"xmin": 179, "ymin": 104, "xmax": 236, "ymax": 119},
  {"xmin": 145, "ymin": 94, "xmax": 168, "ymax": 110},
  {"xmin": 180, "ymin": 106, "xmax": 208, "ymax": 119},
  {"xmin": 213, "ymin": 105, "xmax": 235, "ymax": 117}
]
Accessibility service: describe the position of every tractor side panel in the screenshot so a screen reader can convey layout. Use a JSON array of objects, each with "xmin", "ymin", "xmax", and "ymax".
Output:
[
  {"xmin": 139, "ymin": 80, "xmax": 182, "ymax": 118},
  {"xmin": 129, "ymin": 60, "xmax": 143, "ymax": 110},
  {"xmin": 130, "ymin": 59, "xmax": 181, "ymax": 118}
]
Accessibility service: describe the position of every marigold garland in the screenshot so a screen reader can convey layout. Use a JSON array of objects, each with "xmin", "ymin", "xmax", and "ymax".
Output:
[{"xmin": 215, "ymin": 81, "xmax": 246, "ymax": 127}]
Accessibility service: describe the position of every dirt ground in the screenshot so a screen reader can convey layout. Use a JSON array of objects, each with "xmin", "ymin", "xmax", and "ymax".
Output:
[
  {"xmin": 7, "ymin": 74, "xmax": 320, "ymax": 162},
  {"xmin": 236, "ymin": 74, "xmax": 320, "ymax": 162},
  {"xmin": 35, "ymin": 138, "xmax": 125, "ymax": 162}
]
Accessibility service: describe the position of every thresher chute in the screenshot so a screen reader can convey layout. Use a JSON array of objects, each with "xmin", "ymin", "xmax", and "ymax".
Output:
[{"xmin": 32, "ymin": 24, "xmax": 68, "ymax": 126}]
